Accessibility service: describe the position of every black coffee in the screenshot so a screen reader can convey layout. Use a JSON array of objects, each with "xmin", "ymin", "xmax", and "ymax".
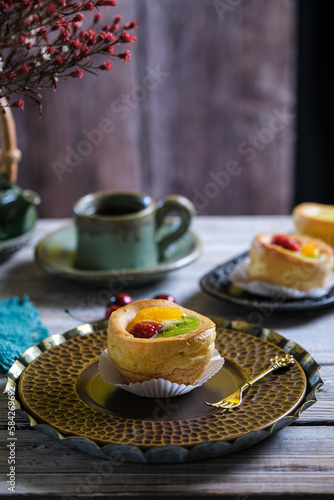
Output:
[
  {"xmin": 92, "ymin": 196, "xmax": 148, "ymax": 217},
  {"xmin": 95, "ymin": 206, "xmax": 139, "ymax": 216}
]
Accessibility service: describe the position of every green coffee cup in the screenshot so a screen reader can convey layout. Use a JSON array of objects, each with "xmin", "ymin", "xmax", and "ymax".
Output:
[{"xmin": 73, "ymin": 190, "xmax": 195, "ymax": 270}]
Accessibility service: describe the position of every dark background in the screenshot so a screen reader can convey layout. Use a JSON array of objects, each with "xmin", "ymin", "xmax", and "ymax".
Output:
[
  {"xmin": 295, "ymin": 0, "xmax": 334, "ymax": 206},
  {"xmin": 7, "ymin": 0, "xmax": 318, "ymax": 218}
]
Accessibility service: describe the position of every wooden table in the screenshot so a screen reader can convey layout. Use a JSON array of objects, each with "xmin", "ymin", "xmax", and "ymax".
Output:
[{"xmin": 1, "ymin": 217, "xmax": 333, "ymax": 499}]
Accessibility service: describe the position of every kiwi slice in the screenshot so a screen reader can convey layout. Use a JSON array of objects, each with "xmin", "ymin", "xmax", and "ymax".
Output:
[{"xmin": 156, "ymin": 316, "xmax": 200, "ymax": 338}]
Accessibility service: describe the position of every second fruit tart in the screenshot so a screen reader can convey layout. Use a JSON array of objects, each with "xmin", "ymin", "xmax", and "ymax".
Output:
[
  {"xmin": 247, "ymin": 233, "xmax": 334, "ymax": 291},
  {"xmin": 107, "ymin": 299, "xmax": 216, "ymax": 385}
]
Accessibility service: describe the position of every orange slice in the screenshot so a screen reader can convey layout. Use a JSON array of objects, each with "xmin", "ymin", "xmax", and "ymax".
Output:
[
  {"xmin": 128, "ymin": 307, "xmax": 184, "ymax": 329},
  {"xmin": 301, "ymin": 243, "xmax": 320, "ymax": 258}
]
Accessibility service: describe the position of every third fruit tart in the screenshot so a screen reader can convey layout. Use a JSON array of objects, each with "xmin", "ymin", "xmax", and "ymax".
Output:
[
  {"xmin": 247, "ymin": 233, "xmax": 334, "ymax": 291},
  {"xmin": 107, "ymin": 299, "xmax": 216, "ymax": 385},
  {"xmin": 293, "ymin": 202, "xmax": 334, "ymax": 245}
]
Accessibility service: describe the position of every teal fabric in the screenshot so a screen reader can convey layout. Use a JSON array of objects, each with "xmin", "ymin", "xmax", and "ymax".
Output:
[{"xmin": 0, "ymin": 296, "xmax": 49, "ymax": 373}]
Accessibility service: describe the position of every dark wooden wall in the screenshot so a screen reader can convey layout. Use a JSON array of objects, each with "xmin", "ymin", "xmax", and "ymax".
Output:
[{"xmin": 13, "ymin": 0, "xmax": 296, "ymax": 217}]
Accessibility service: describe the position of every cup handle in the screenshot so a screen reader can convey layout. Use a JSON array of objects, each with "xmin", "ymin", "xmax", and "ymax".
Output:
[{"xmin": 155, "ymin": 195, "xmax": 196, "ymax": 261}]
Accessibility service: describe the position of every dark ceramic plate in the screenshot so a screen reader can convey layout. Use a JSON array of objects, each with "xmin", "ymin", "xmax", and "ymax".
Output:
[
  {"xmin": 200, "ymin": 251, "xmax": 334, "ymax": 311},
  {"xmin": 5, "ymin": 317, "xmax": 320, "ymax": 464}
]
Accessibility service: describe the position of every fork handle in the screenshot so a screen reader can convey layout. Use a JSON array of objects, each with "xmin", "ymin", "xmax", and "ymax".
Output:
[{"xmin": 242, "ymin": 354, "xmax": 295, "ymax": 393}]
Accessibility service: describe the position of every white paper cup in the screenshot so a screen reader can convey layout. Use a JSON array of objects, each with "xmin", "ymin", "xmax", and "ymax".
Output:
[
  {"xmin": 98, "ymin": 348, "xmax": 225, "ymax": 398},
  {"xmin": 230, "ymin": 257, "xmax": 334, "ymax": 299}
]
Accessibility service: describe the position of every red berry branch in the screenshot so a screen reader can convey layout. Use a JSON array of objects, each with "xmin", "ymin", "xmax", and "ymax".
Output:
[{"xmin": 0, "ymin": 0, "xmax": 138, "ymax": 112}]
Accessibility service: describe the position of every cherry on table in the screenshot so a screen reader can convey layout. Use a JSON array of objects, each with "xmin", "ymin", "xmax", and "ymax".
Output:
[
  {"xmin": 153, "ymin": 293, "xmax": 177, "ymax": 303},
  {"xmin": 107, "ymin": 293, "xmax": 133, "ymax": 307},
  {"xmin": 105, "ymin": 304, "xmax": 120, "ymax": 319},
  {"xmin": 115, "ymin": 293, "xmax": 133, "ymax": 306}
]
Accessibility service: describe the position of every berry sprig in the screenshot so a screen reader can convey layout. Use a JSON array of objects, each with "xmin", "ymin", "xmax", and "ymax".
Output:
[{"xmin": 0, "ymin": 1, "xmax": 138, "ymax": 111}]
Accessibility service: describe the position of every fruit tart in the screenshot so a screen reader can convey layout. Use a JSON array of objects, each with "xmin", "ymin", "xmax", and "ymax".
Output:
[
  {"xmin": 247, "ymin": 233, "xmax": 334, "ymax": 291},
  {"xmin": 107, "ymin": 299, "xmax": 216, "ymax": 385},
  {"xmin": 293, "ymin": 202, "xmax": 334, "ymax": 245}
]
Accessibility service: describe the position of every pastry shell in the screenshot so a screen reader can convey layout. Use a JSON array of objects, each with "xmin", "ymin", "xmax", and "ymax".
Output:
[
  {"xmin": 293, "ymin": 202, "xmax": 334, "ymax": 246},
  {"xmin": 247, "ymin": 234, "xmax": 334, "ymax": 291},
  {"xmin": 107, "ymin": 299, "xmax": 216, "ymax": 385}
]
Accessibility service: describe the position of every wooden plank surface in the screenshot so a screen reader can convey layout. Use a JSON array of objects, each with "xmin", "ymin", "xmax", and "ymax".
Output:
[
  {"xmin": 0, "ymin": 216, "xmax": 333, "ymax": 498},
  {"xmin": 13, "ymin": 0, "xmax": 296, "ymax": 217},
  {"xmin": 0, "ymin": 428, "xmax": 333, "ymax": 497}
]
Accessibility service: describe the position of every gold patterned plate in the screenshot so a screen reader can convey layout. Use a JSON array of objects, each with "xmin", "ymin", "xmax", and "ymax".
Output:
[{"xmin": 5, "ymin": 318, "xmax": 321, "ymax": 463}]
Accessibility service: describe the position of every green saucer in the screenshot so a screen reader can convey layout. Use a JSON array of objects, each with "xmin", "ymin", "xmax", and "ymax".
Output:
[{"xmin": 35, "ymin": 223, "xmax": 202, "ymax": 286}]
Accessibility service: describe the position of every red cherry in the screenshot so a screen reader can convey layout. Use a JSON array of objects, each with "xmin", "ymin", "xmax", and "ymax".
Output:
[
  {"xmin": 105, "ymin": 304, "xmax": 119, "ymax": 319},
  {"xmin": 129, "ymin": 320, "xmax": 162, "ymax": 339},
  {"xmin": 107, "ymin": 293, "xmax": 133, "ymax": 308},
  {"xmin": 107, "ymin": 295, "xmax": 118, "ymax": 306},
  {"xmin": 153, "ymin": 293, "xmax": 177, "ymax": 303},
  {"xmin": 271, "ymin": 235, "xmax": 301, "ymax": 252},
  {"xmin": 114, "ymin": 293, "xmax": 133, "ymax": 307}
]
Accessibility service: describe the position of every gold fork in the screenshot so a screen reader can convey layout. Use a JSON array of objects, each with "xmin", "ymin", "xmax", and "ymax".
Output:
[{"xmin": 205, "ymin": 354, "xmax": 295, "ymax": 410}]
